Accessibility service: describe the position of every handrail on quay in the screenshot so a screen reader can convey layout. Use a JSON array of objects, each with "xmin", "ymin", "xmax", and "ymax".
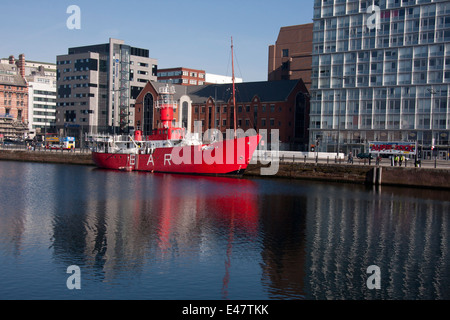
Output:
[{"xmin": 252, "ymin": 150, "xmax": 450, "ymax": 170}]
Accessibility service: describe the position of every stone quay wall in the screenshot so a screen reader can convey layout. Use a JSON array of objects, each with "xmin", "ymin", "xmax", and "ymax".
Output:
[{"xmin": 1, "ymin": 150, "xmax": 449, "ymax": 189}]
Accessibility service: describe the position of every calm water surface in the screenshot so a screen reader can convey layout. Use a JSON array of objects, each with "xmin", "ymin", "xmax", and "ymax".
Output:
[{"xmin": 0, "ymin": 161, "xmax": 449, "ymax": 300}]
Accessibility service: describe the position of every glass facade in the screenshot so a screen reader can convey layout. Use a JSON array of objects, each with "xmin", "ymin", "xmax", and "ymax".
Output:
[{"xmin": 310, "ymin": 0, "xmax": 450, "ymax": 158}]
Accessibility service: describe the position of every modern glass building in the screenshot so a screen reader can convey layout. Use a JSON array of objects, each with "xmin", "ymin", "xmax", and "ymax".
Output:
[
  {"xmin": 56, "ymin": 38, "xmax": 158, "ymax": 135},
  {"xmin": 310, "ymin": 0, "xmax": 450, "ymax": 159}
]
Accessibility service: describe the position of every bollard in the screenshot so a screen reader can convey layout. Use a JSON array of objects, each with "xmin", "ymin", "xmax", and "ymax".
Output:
[{"xmin": 377, "ymin": 166, "xmax": 382, "ymax": 185}]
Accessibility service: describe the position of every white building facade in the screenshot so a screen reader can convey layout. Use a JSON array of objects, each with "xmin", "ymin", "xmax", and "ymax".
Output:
[
  {"xmin": 205, "ymin": 73, "xmax": 243, "ymax": 84},
  {"xmin": 310, "ymin": 0, "xmax": 450, "ymax": 159},
  {"xmin": 27, "ymin": 75, "xmax": 57, "ymax": 133}
]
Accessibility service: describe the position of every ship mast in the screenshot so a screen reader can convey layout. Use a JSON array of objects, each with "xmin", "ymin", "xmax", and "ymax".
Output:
[{"xmin": 231, "ymin": 36, "xmax": 237, "ymax": 139}]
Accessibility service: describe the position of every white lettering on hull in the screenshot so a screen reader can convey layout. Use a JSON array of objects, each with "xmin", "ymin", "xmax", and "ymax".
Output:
[
  {"xmin": 164, "ymin": 154, "xmax": 172, "ymax": 166},
  {"xmin": 146, "ymin": 155, "xmax": 154, "ymax": 166}
]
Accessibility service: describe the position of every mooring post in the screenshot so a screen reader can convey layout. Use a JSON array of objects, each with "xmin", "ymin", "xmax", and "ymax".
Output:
[{"xmin": 377, "ymin": 166, "xmax": 382, "ymax": 185}]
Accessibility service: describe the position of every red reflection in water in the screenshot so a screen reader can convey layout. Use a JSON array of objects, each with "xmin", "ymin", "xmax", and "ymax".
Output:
[{"xmin": 131, "ymin": 174, "xmax": 259, "ymax": 298}]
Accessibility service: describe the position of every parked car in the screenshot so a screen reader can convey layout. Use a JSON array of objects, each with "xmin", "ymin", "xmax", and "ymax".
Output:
[{"xmin": 357, "ymin": 153, "xmax": 373, "ymax": 159}]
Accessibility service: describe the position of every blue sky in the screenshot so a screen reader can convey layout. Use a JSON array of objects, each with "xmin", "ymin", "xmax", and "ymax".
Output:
[{"xmin": 1, "ymin": 0, "xmax": 313, "ymax": 81}]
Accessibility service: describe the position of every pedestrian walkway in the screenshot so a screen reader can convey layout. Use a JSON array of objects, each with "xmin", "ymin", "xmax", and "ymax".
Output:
[{"xmin": 254, "ymin": 151, "xmax": 450, "ymax": 170}]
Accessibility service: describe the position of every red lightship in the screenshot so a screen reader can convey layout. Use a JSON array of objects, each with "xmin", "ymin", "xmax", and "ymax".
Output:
[{"xmin": 90, "ymin": 39, "xmax": 261, "ymax": 175}]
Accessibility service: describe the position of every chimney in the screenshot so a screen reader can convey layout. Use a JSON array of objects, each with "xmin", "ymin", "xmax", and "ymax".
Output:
[
  {"xmin": 18, "ymin": 54, "xmax": 25, "ymax": 77},
  {"xmin": 9, "ymin": 55, "xmax": 15, "ymax": 64}
]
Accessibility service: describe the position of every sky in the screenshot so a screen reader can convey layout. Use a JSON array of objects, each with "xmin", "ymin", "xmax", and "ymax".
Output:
[{"xmin": 1, "ymin": 0, "xmax": 313, "ymax": 82}]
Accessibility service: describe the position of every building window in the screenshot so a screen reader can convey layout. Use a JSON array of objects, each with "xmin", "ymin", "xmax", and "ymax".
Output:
[{"xmin": 282, "ymin": 49, "xmax": 289, "ymax": 57}]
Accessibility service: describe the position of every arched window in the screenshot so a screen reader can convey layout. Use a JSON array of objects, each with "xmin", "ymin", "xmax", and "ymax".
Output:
[
  {"xmin": 144, "ymin": 93, "xmax": 154, "ymax": 136},
  {"xmin": 182, "ymin": 101, "xmax": 188, "ymax": 129}
]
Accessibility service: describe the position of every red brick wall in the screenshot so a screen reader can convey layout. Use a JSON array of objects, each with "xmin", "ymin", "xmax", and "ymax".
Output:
[
  {"xmin": 268, "ymin": 23, "xmax": 313, "ymax": 90},
  {"xmin": 134, "ymin": 82, "xmax": 180, "ymax": 132},
  {"xmin": 0, "ymin": 84, "xmax": 29, "ymax": 122},
  {"xmin": 191, "ymin": 81, "xmax": 309, "ymax": 144},
  {"xmin": 135, "ymin": 80, "xmax": 309, "ymax": 146}
]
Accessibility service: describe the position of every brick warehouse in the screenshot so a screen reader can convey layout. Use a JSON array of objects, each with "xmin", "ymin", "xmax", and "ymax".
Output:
[{"xmin": 135, "ymin": 79, "xmax": 310, "ymax": 150}]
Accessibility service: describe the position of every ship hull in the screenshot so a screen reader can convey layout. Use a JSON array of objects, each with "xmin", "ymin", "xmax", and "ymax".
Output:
[{"xmin": 92, "ymin": 135, "xmax": 261, "ymax": 175}]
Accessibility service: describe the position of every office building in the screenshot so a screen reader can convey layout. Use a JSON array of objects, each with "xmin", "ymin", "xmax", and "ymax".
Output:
[
  {"xmin": 157, "ymin": 67, "xmax": 206, "ymax": 86},
  {"xmin": 27, "ymin": 70, "xmax": 57, "ymax": 134},
  {"xmin": 310, "ymin": 0, "xmax": 450, "ymax": 159},
  {"xmin": 268, "ymin": 23, "xmax": 314, "ymax": 90},
  {"xmin": 56, "ymin": 38, "xmax": 158, "ymax": 136},
  {"xmin": 158, "ymin": 67, "xmax": 243, "ymax": 85}
]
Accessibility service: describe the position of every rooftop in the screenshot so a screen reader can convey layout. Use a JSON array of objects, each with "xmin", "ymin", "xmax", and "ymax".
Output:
[
  {"xmin": 148, "ymin": 79, "xmax": 302, "ymax": 104},
  {"xmin": 0, "ymin": 64, "xmax": 27, "ymax": 86}
]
